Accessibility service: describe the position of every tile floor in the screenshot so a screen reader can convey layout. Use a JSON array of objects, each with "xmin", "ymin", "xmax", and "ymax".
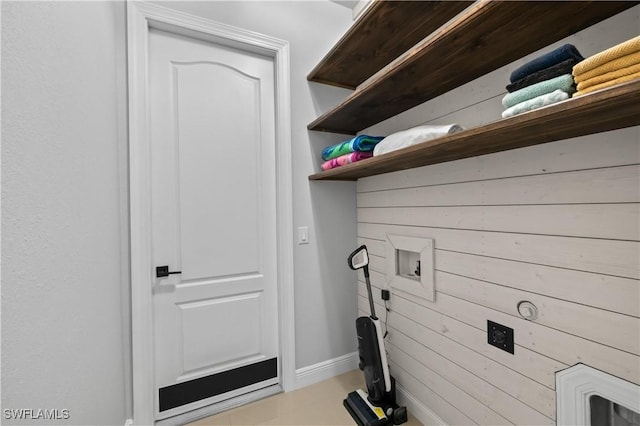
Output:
[{"xmin": 187, "ymin": 369, "xmax": 423, "ymax": 425}]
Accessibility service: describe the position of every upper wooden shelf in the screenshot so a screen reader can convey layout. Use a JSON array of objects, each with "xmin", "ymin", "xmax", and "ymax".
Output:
[
  {"xmin": 309, "ymin": 79, "xmax": 640, "ymax": 181},
  {"xmin": 308, "ymin": 1, "xmax": 637, "ymax": 135},
  {"xmin": 307, "ymin": 1, "xmax": 473, "ymax": 89}
]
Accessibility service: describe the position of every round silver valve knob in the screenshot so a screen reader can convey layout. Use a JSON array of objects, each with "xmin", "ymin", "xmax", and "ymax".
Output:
[{"xmin": 517, "ymin": 301, "xmax": 538, "ymax": 321}]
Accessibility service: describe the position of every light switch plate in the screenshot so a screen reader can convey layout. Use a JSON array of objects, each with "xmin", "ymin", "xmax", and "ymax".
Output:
[{"xmin": 298, "ymin": 226, "xmax": 309, "ymax": 244}]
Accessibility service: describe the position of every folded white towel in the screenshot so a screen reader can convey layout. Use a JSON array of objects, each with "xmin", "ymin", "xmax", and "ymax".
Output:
[
  {"xmin": 373, "ymin": 124, "xmax": 464, "ymax": 156},
  {"xmin": 501, "ymin": 89, "xmax": 569, "ymax": 118}
]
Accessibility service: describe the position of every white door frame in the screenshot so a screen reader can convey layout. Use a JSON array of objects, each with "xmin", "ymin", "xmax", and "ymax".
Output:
[{"xmin": 126, "ymin": 2, "xmax": 295, "ymax": 423}]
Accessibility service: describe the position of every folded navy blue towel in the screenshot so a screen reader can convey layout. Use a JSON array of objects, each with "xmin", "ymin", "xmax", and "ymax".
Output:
[
  {"xmin": 507, "ymin": 57, "xmax": 581, "ymax": 92},
  {"xmin": 510, "ymin": 44, "xmax": 584, "ymax": 83}
]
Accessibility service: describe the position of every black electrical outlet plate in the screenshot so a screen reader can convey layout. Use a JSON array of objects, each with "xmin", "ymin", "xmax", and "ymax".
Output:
[
  {"xmin": 381, "ymin": 289, "xmax": 390, "ymax": 300},
  {"xmin": 487, "ymin": 320, "xmax": 514, "ymax": 354}
]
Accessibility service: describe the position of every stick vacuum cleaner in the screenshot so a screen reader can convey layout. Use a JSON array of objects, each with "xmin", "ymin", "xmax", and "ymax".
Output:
[{"xmin": 344, "ymin": 245, "xmax": 408, "ymax": 426}]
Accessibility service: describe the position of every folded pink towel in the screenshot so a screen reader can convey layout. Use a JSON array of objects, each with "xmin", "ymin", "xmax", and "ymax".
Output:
[{"xmin": 321, "ymin": 152, "xmax": 372, "ymax": 171}]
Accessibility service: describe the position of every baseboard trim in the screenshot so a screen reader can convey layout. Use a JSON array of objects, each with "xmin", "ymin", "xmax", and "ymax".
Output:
[
  {"xmin": 295, "ymin": 352, "xmax": 358, "ymax": 390},
  {"xmin": 397, "ymin": 383, "xmax": 447, "ymax": 426}
]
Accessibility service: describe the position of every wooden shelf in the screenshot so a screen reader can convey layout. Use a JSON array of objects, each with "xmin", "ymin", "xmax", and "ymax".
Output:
[
  {"xmin": 309, "ymin": 80, "xmax": 640, "ymax": 181},
  {"xmin": 307, "ymin": 0, "xmax": 472, "ymax": 89},
  {"xmin": 308, "ymin": 1, "xmax": 637, "ymax": 135}
]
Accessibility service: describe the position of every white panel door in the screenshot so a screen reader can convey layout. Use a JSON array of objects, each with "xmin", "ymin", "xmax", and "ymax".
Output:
[{"xmin": 148, "ymin": 28, "xmax": 279, "ymax": 419}]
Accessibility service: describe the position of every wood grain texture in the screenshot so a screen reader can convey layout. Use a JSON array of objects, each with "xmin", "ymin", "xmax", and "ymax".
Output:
[
  {"xmin": 361, "ymin": 245, "xmax": 640, "ymax": 319},
  {"xmin": 345, "ymin": 6, "xmax": 640, "ymax": 421},
  {"xmin": 358, "ymin": 223, "xmax": 640, "ymax": 279},
  {"xmin": 308, "ymin": 1, "xmax": 638, "ymax": 134},
  {"xmin": 385, "ymin": 313, "xmax": 558, "ymax": 419},
  {"xmin": 432, "ymin": 249, "xmax": 640, "ymax": 318},
  {"xmin": 387, "ymin": 360, "xmax": 476, "ymax": 426},
  {"xmin": 356, "ymin": 306, "xmax": 558, "ymax": 421},
  {"xmin": 357, "ymin": 129, "xmax": 639, "ymax": 192},
  {"xmin": 360, "ymin": 305, "xmax": 554, "ymax": 423},
  {"xmin": 307, "ymin": 1, "xmax": 472, "ymax": 89},
  {"xmin": 357, "ymin": 165, "xmax": 640, "ymax": 207},
  {"xmin": 435, "ymin": 271, "xmax": 640, "ymax": 355},
  {"xmin": 359, "ymin": 285, "xmax": 565, "ymax": 388},
  {"xmin": 432, "ymin": 291, "xmax": 640, "ymax": 382},
  {"xmin": 387, "ymin": 343, "xmax": 516, "ymax": 425},
  {"xmin": 310, "ymin": 79, "xmax": 640, "ymax": 180},
  {"xmin": 358, "ymin": 203, "xmax": 640, "ymax": 240},
  {"xmin": 388, "ymin": 332, "xmax": 555, "ymax": 425},
  {"xmin": 361, "ymin": 275, "xmax": 640, "ymax": 386}
]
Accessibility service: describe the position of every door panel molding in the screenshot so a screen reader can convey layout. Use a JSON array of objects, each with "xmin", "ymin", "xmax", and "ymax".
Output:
[
  {"xmin": 177, "ymin": 292, "xmax": 263, "ymax": 375},
  {"xmin": 170, "ymin": 58, "xmax": 264, "ymax": 281},
  {"xmin": 177, "ymin": 272, "xmax": 264, "ymax": 289},
  {"xmin": 127, "ymin": 2, "xmax": 294, "ymax": 424}
]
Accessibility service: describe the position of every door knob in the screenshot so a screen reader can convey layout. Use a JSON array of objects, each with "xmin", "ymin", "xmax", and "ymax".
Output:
[{"xmin": 156, "ymin": 266, "xmax": 182, "ymax": 278}]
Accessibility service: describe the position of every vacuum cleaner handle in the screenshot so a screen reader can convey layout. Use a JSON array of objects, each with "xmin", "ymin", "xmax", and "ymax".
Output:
[
  {"xmin": 348, "ymin": 245, "xmax": 377, "ymax": 319},
  {"xmin": 364, "ymin": 269, "xmax": 377, "ymax": 320}
]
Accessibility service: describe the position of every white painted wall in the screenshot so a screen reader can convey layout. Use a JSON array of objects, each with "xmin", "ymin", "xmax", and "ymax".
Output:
[
  {"xmin": 2, "ymin": 1, "xmax": 356, "ymax": 423},
  {"xmin": 1, "ymin": 1, "xmax": 129, "ymax": 424}
]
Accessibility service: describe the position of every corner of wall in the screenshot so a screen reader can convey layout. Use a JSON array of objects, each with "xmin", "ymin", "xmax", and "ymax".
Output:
[{"xmin": 294, "ymin": 352, "xmax": 358, "ymax": 390}]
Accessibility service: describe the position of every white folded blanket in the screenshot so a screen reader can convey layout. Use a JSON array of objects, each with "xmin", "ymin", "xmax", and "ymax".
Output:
[{"xmin": 373, "ymin": 124, "xmax": 464, "ymax": 156}]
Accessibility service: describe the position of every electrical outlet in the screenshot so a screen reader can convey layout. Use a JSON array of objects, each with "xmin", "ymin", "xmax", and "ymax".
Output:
[
  {"xmin": 381, "ymin": 289, "xmax": 390, "ymax": 300},
  {"xmin": 487, "ymin": 320, "xmax": 514, "ymax": 354}
]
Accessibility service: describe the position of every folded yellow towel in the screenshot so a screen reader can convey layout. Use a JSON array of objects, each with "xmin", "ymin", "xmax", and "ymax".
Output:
[
  {"xmin": 573, "ymin": 36, "xmax": 640, "ymax": 76},
  {"xmin": 574, "ymin": 50, "xmax": 640, "ymax": 82},
  {"xmin": 577, "ymin": 62, "xmax": 640, "ymax": 90},
  {"xmin": 573, "ymin": 72, "xmax": 640, "ymax": 97}
]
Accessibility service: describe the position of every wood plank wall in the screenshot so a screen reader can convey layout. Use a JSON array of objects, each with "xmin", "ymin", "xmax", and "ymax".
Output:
[{"xmin": 355, "ymin": 7, "xmax": 640, "ymax": 425}]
